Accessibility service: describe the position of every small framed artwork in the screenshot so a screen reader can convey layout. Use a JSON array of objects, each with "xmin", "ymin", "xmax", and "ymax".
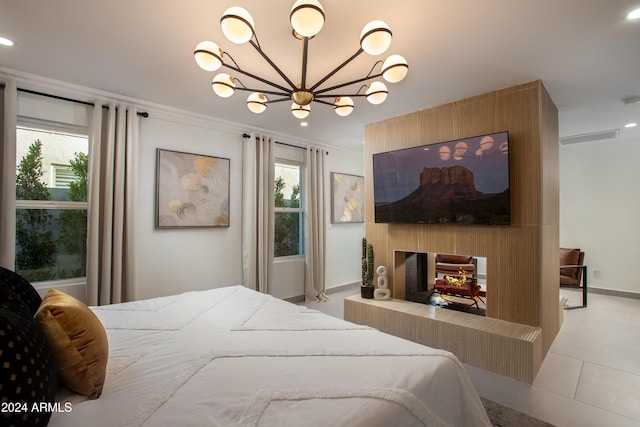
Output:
[
  {"xmin": 331, "ymin": 172, "xmax": 365, "ymax": 223},
  {"xmin": 156, "ymin": 148, "xmax": 230, "ymax": 228}
]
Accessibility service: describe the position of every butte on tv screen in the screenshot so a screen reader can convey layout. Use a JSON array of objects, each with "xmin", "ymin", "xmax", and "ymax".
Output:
[{"xmin": 373, "ymin": 131, "xmax": 510, "ymax": 225}]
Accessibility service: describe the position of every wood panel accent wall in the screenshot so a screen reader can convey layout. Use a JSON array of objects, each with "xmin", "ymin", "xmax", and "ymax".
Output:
[
  {"xmin": 363, "ymin": 81, "xmax": 560, "ymax": 357},
  {"xmin": 344, "ymin": 295, "xmax": 542, "ymax": 383}
]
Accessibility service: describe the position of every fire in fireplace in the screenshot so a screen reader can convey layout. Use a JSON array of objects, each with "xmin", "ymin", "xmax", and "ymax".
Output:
[{"xmin": 398, "ymin": 251, "xmax": 487, "ymax": 316}]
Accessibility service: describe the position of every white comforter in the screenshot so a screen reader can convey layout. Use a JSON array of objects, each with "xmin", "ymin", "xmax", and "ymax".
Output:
[{"xmin": 50, "ymin": 286, "xmax": 490, "ymax": 427}]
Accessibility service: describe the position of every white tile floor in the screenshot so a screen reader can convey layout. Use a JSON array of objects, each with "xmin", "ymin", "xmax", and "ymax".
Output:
[{"xmin": 301, "ymin": 286, "xmax": 640, "ymax": 427}]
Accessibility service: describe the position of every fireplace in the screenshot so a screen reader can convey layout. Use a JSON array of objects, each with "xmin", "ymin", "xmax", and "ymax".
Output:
[{"xmin": 395, "ymin": 250, "xmax": 487, "ymax": 316}]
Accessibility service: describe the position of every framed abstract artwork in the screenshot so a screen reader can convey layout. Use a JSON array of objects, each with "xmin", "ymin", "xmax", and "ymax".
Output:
[
  {"xmin": 156, "ymin": 148, "xmax": 230, "ymax": 228},
  {"xmin": 330, "ymin": 172, "xmax": 365, "ymax": 223}
]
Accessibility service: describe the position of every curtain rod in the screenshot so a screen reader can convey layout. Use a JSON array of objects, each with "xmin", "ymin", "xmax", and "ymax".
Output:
[
  {"xmin": 0, "ymin": 84, "xmax": 148, "ymax": 117},
  {"xmin": 242, "ymin": 133, "xmax": 328, "ymax": 154}
]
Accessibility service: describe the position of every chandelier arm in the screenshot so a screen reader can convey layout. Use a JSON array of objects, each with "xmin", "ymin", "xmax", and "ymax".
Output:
[
  {"xmin": 222, "ymin": 51, "xmax": 242, "ymax": 70},
  {"xmin": 309, "ymin": 48, "xmax": 364, "ymax": 92},
  {"xmin": 252, "ymin": 32, "xmax": 262, "ymax": 50},
  {"xmin": 233, "ymin": 87, "xmax": 291, "ymax": 98},
  {"xmin": 248, "ymin": 40, "xmax": 298, "ymax": 90},
  {"xmin": 365, "ymin": 60, "xmax": 384, "ymax": 78},
  {"xmin": 232, "ymin": 77, "xmax": 248, "ymax": 90},
  {"xmin": 314, "ymin": 94, "xmax": 368, "ymax": 99},
  {"xmin": 312, "ymin": 99, "xmax": 337, "ymax": 107},
  {"xmin": 265, "ymin": 97, "xmax": 293, "ymax": 104},
  {"xmin": 222, "ymin": 62, "xmax": 292, "ymax": 94},
  {"xmin": 314, "ymin": 72, "xmax": 383, "ymax": 95}
]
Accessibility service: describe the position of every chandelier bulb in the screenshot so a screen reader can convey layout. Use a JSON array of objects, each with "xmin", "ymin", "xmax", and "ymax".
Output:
[
  {"xmin": 291, "ymin": 102, "xmax": 311, "ymax": 119},
  {"xmin": 360, "ymin": 20, "xmax": 392, "ymax": 55},
  {"xmin": 212, "ymin": 73, "xmax": 236, "ymax": 98},
  {"xmin": 334, "ymin": 97, "xmax": 354, "ymax": 117},
  {"xmin": 366, "ymin": 81, "xmax": 388, "ymax": 105},
  {"xmin": 221, "ymin": 7, "xmax": 255, "ymax": 44},
  {"xmin": 247, "ymin": 93, "xmax": 268, "ymax": 113},
  {"xmin": 382, "ymin": 54, "xmax": 409, "ymax": 83},
  {"xmin": 194, "ymin": 41, "xmax": 223, "ymax": 71},
  {"xmin": 290, "ymin": 0, "xmax": 325, "ymax": 38}
]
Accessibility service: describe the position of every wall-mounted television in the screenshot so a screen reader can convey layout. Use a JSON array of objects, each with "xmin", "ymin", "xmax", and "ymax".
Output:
[{"xmin": 373, "ymin": 131, "xmax": 511, "ymax": 225}]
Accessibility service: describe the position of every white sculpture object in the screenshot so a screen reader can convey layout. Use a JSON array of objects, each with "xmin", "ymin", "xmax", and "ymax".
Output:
[{"xmin": 374, "ymin": 265, "xmax": 391, "ymax": 300}]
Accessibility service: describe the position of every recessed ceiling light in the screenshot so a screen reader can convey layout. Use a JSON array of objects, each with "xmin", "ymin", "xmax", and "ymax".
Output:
[
  {"xmin": 625, "ymin": 122, "xmax": 637, "ymax": 128},
  {"xmin": 628, "ymin": 7, "xmax": 640, "ymax": 20},
  {"xmin": 300, "ymin": 122, "xmax": 308, "ymax": 127},
  {"xmin": 0, "ymin": 36, "xmax": 14, "ymax": 47}
]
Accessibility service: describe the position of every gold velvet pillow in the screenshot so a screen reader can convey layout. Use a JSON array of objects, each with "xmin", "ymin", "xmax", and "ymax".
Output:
[{"xmin": 35, "ymin": 289, "xmax": 108, "ymax": 399}]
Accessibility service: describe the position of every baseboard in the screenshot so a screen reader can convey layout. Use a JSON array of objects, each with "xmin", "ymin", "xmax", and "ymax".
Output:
[
  {"xmin": 283, "ymin": 295, "xmax": 305, "ymax": 303},
  {"xmin": 283, "ymin": 281, "xmax": 359, "ymax": 303},
  {"xmin": 589, "ymin": 287, "xmax": 640, "ymax": 299},
  {"xmin": 326, "ymin": 281, "xmax": 360, "ymax": 294}
]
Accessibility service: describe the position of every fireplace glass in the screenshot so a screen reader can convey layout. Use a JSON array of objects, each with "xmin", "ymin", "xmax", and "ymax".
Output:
[{"xmin": 396, "ymin": 251, "xmax": 486, "ymax": 316}]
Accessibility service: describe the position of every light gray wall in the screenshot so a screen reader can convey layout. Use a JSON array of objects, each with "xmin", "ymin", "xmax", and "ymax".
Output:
[
  {"xmin": 136, "ymin": 115, "xmax": 244, "ymax": 300},
  {"xmin": 325, "ymin": 148, "xmax": 365, "ymax": 290},
  {"xmin": 559, "ymin": 138, "xmax": 640, "ymax": 294},
  {"xmin": 136, "ymin": 113, "xmax": 364, "ymax": 300}
]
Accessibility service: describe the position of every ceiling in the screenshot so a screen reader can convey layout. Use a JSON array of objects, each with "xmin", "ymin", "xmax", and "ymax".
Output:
[{"xmin": 2, "ymin": 0, "xmax": 639, "ymax": 150}]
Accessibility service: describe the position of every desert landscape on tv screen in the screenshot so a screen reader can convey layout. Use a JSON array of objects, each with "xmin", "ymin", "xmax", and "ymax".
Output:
[{"xmin": 373, "ymin": 131, "xmax": 510, "ymax": 225}]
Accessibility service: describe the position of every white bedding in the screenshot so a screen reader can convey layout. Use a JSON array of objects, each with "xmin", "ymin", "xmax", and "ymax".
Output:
[{"xmin": 50, "ymin": 286, "xmax": 490, "ymax": 426}]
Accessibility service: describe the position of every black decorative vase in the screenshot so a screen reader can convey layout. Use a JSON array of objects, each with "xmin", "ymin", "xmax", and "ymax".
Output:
[{"xmin": 361, "ymin": 286, "xmax": 374, "ymax": 299}]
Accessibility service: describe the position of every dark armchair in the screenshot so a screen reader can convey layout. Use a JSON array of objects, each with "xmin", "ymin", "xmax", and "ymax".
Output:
[{"xmin": 559, "ymin": 247, "xmax": 587, "ymax": 309}]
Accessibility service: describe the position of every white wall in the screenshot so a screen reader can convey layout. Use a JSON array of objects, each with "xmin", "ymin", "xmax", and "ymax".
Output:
[
  {"xmin": 135, "ymin": 115, "xmax": 244, "ymax": 300},
  {"xmin": 325, "ymin": 148, "xmax": 364, "ymax": 290},
  {"xmin": 136, "ymin": 114, "xmax": 364, "ymax": 300},
  {"xmin": 559, "ymin": 138, "xmax": 640, "ymax": 294}
]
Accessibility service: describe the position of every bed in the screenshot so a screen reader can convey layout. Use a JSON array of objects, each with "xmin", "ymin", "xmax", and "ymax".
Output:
[{"xmin": 2, "ymin": 272, "xmax": 490, "ymax": 426}]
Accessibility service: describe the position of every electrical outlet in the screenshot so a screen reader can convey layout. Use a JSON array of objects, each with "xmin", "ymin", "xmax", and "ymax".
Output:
[{"xmin": 593, "ymin": 269, "xmax": 601, "ymax": 279}]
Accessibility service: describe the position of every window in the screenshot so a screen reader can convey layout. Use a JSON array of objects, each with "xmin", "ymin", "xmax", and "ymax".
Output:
[
  {"xmin": 52, "ymin": 164, "xmax": 78, "ymax": 188},
  {"xmin": 15, "ymin": 125, "xmax": 89, "ymax": 282},
  {"xmin": 274, "ymin": 161, "xmax": 303, "ymax": 257}
]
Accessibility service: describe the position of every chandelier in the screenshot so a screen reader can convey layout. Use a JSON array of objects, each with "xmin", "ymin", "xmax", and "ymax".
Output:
[{"xmin": 193, "ymin": 0, "xmax": 408, "ymax": 119}]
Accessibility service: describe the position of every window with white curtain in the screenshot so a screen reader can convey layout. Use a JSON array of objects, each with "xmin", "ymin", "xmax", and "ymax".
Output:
[
  {"xmin": 274, "ymin": 161, "xmax": 303, "ymax": 257},
  {"xmin": 15, "ymin": 124, "xmax": 88, "ymax": 282}
]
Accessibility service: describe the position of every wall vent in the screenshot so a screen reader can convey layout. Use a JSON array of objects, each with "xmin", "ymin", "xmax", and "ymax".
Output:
[{"xmin": 559, "ymin": 129, "xmax": 619, "ymax": 145}]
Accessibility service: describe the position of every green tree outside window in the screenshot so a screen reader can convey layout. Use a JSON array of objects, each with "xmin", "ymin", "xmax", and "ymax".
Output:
[
  {"xmin": 58, "ymin": 152, "xmax": 88, "ymax": 277},
  {"xmin": 274, "ymin": 176, "xmax": 301, "ymax": 257},
  {"xmin": 15, "ymin": 140, "xmax": 56, "ymax": 281}
]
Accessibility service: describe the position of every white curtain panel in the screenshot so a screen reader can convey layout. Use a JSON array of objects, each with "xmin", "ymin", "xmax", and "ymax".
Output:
[
  {"xmin": 304, "ymin": 147, "xmax": 328, "ymax": 302},
  {"xmin": 86, "ymin": 103, "xmax": 139, "ymax": 305},
  {"xmin": 0, "ymin": 80, "xmax": 17, "ymax": 269},
  {"xmin": 242, "ymin": 133, "xmax": 275, "ymax": 294}
]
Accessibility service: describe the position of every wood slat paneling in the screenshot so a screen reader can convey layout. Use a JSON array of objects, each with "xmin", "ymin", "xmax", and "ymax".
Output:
[
  {"xmin": 358, "ymin": 80, "xmax": 560, "ymax": 382},
  {"xmin": 345, "ymin": 295, "xmax": 542, "ymax": 383}
]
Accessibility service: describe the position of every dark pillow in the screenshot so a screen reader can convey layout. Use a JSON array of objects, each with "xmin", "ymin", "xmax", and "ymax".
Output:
[
  {"xmin": 0, "ymin": 285, "xmax": 58, "ymax": 427},
  {"xmin": 0, "ymin": 266, "xmax": 42, "ymax": 315}
]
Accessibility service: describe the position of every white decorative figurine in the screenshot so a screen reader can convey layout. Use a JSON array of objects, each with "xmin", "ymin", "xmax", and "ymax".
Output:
[{"xmin": 374, "ymin": 265, "xmax": 391, "ymax": 300}]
